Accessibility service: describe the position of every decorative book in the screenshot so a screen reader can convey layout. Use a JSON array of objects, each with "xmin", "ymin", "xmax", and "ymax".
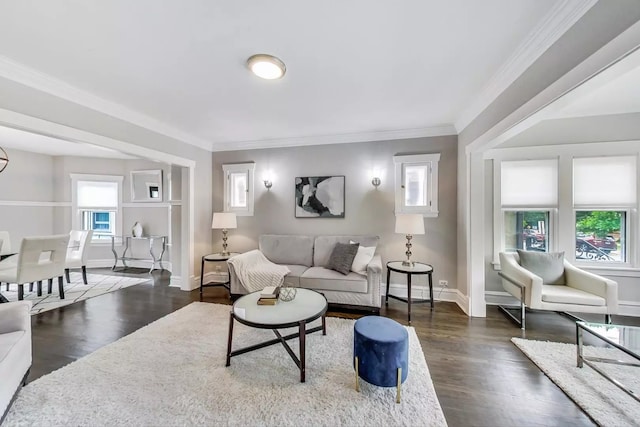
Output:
[
  {"xmin": 260, "ymin": 286, "xmax": 280, "ymax": 299},
  {"xmin": 257, "ymin": 297, "xmax": 278, "ymax": 305}
]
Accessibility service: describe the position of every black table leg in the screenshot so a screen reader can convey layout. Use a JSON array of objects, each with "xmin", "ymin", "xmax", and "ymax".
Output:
[
  {"xmin": 428, "ymin": 272, "xmax": 434, "ymax": 310},
  {"xmin": 322, "ymin": 315, "xmax": 326, "ymax": 335},
  {"xmin": 299, "ymin": 320, "xmax": 306, "ymax": 383},
  {"xmin": 407, "ymin": 273, "xmax": 412, "ymax": 325},
  {"xmin": 226, "ymin": 311, "xmax": 234, "ymax": 367},
  {"xmin": 386, "ymin": 268, "xmax": 391, "ymax": 306},
  {"xmin": 199, "ymin": 256, "xmax": 205, "ymax": 301}
]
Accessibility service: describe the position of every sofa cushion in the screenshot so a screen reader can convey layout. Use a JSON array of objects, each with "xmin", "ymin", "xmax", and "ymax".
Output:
[
  {"xmin": 0, "ymin": 330, "xmax": 30, "ymax": 417},
  {"xmin": 282, "ymin": 264, "xmax": 309, "ymax": 287},
  {"xmin": 542, "ymin": 285, "xmax": 605, "ymax": 306},
  {"xmin": 0, "ymin": 331, "xmax": 24, "ymax": 364},
  {"xmin": 259, "ymin": 235, "xmax": 314, "ymax": 267},
  {"xmin": 314, "ymin": 235, "xmax": 379, "ymax": 267},
  {"xmin": 517, "ymin": 250, "xmax": 566, "ymax": 285},
  {"xmin": 300, "ymin": 267, "xmax": 368, "ymax": 293},
  {"xmin": 327, "ymin": 242, "xmax": 359, "ymax": 275},
  {"xmin": 350, "ymin": 243, "xmax": 376, "ymax": 276}
]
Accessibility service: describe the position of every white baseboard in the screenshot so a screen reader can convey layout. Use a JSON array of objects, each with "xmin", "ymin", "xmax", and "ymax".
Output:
[
  {"xmin": 169, "ymin": 276, "xmax": 182, "ymax": 288},
  {"xmin": 380, "ymin": 282, "xmax": 467, "ymax": 314},
  {"xmin": 486, "ymin": 290, "xmax": 640, "ymax": 317},
  {"xmin": 485, "ymin": 290, "xmax": 519, "ymax": 306},
  {"xmin": 86, "ymin": 258, "xmax": 172, "ymax": 273},
  {"xmin": 617, "ymin": 300, "xmax": 640, "ymax": 317}
]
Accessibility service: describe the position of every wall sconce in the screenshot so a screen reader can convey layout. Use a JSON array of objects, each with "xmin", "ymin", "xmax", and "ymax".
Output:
[
  {"xmin": 371, "ymin": 177, "xmax": 381, "ymax": 187},
  {"xmin": 264, "ymin": 179, "xmax": 273, "ymax": 189},
  {"xmin": 0, "ymin": 146, "xmax": 8, "ymax": 173}
]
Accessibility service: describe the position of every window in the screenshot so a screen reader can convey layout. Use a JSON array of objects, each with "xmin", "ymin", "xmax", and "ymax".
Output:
[
  {"xmin": 393, "ymin": 153, "xmax": 440, "ymax": 217},
  {"xmin": 504, "ymin": 211, "xmax": 549, "ymax": 252},
  {"xmin": 573, "ymin": 156, "xmax": 636, "ymax": 264},
  {"xmin": 222, "ymin": 163, "xmax": 255, "ymax": 216},
  {"xmin": 496, "ymin": 159, "xmax": 557, "ymax": 259},
  {"xmin": 71, "ymin": 174, "xmax": 124, "ymax": 240}
]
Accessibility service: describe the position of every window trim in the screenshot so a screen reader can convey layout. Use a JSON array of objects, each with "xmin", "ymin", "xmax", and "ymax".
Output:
[
  {"xmin": 492, "ymin": 158, "xmax": 559, "ymax": 264},
  {"xmin": 222, "ymin": 163, "xmax": 255, "ymax": 217},
  {"xmin": 393, "ymin": 153, "xmax": 440, "ymax": 217},
  {"xmin": 71, "ymin": 173, "xmax": 124, "ymax": 242},
  {"xmin": 488, "ymin": 144, "xmax": 639, "ymax": 270}
]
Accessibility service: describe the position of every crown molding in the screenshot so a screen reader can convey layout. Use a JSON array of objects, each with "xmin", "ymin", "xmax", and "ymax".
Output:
[
  {"xmin": 210, "ymin": 124, "xmax": 457, "ymax": 152},
  {"xmin": 454, "ymin": 0, "xmax": 597, "ymax": 134},
  {"xmin": 0, "ymin": 55, "xmax": 212, "ymax": 151}
]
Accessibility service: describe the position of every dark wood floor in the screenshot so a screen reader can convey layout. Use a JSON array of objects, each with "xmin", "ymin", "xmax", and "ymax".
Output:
[{"xmin": 27, "ymin": 269, "xmax": 640, "ymax": 427}]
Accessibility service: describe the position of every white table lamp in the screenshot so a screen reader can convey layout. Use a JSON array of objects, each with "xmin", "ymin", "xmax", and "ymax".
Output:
[
  {"xmin": 395, "ymin": 214, "xmax": 424, "ymax": 267},
  {"xmin": 212, "ymin": 212, "xmax": 237, "ymax": 256}
]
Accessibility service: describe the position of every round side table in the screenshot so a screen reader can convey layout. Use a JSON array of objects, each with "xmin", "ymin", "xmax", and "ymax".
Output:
[
  {"xmin": 385, "ymin": 261, "xmax": 434, "ymax": 324},
  {"xmin": 200, "ymin": 252, "xmax": 240, "ymax": 300}
]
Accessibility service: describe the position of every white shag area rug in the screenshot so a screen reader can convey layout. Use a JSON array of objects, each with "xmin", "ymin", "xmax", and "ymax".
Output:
[
  {"xmin": 512, "ymin": 337, "xmax": 640, "ymax": 427},
  {"xmin": 0, "ymin": 272, "xmax": 149, "ymax": 314},
  {"xmin": 5, "ymin": 302, "xmax": 447, "ymax": 427}
]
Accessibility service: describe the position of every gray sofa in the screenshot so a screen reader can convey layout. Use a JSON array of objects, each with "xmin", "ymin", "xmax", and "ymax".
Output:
[
  {"xmin": 229, "ymin": 235, "xmax": 382, "ymax": 310},
  {"xmin": 0, "ymin": 301, "xmax": 31, "ymax": 422}
]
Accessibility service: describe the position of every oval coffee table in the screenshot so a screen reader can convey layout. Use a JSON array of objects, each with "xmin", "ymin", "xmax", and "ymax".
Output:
[{"xmin": 225, "ymin": 288, "xmax": 328, "ymax": 382}]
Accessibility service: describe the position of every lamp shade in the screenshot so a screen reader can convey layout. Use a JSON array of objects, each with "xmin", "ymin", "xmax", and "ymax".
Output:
[
  {"xmin": 395, "ymin": 214, "xmax": 424, "ymax": 235},
  {"xmin": 211, "ymin": 212, "xmax": 237, "ymax": 229}
]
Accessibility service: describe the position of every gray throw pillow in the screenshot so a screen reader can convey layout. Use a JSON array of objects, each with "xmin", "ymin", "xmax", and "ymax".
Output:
[
  {"xmin": 327, "ymin": 242, "xmax": 360, "ymax": 275},
  {"xmin": 517, "ymin": 250, "xmax": 565, "ymax": 285}
]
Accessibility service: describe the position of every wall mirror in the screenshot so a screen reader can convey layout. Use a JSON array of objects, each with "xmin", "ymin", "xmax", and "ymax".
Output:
[{"xmin": 131, "ymin": 170, "xmax": 163, "ymax": 202}]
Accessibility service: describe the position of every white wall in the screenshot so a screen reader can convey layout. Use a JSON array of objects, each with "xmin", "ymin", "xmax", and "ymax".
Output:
[
  {"xmin": 457, "ymin": 2, "xmax": 640, "ymax": 315},
  {"xmin": 213, "ymin": 135, "xmax": 459, "ymax": 294},
  {"xmin": 0, "ymin": 78, "xmax": 212, "ymax": 286},
  {"xmin": 0, "ymin": 149, "xmax": 56, "ymax": 245},
  {"xmin": 0, "ymin": 148, "xmax": 180, "ymax": 271}
]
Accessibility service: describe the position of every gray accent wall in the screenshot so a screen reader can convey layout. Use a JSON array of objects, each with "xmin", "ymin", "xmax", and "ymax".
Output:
[{"xmin": 213, "ymin": 135, "xmax": 458, "ymax": 290}]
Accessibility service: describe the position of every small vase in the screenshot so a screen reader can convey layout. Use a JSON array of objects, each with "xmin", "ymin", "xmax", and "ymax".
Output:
[
  {"xmin": 132, "ymin": 222, "xmax": 143, "ymax": 237},
  {"xmin": 279, "ymin": 281, "xmax": 297, "ymax": 302}
]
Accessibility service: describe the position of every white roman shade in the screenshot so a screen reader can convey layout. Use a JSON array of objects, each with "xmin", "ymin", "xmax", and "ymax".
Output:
[
  {"xmin": 77, "ymin": 181, "xmax": 118, "ymax": 208},
  {"xmin": 501, "ymin": 159, "xmax": 558, "ymax": 207},
  {"xmin": 573, "ymin": 156, "xmax": 637, "ymax": 206}
]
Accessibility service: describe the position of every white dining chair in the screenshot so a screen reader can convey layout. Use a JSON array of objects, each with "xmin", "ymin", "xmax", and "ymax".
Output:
[
  {"xmin": 65, "ymin": 230, "xmax": 93, "ymax": 285},
  {"xmin": 0, "ymin": 235, "xmax": 70, "ymax": 300}
]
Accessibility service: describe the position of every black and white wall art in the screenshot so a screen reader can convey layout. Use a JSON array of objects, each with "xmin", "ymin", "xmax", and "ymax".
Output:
[{"xmin": 295, "ymin": 176, "xmax": 345, "ymax": 218}]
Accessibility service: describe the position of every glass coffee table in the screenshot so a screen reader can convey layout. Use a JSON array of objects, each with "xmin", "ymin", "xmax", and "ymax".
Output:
[
  {"xmin": 225, "ymin": 288, "xmax": 327, "ymax": 383},
  {"xmin": 576, "ymin": 321, "xmax": 640, "ymax": 402}
]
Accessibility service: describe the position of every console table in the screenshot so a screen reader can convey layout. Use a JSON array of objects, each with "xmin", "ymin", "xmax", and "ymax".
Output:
[{"xmin": 110, "ymin": 235, "xmax": 167, "ymax": 274}]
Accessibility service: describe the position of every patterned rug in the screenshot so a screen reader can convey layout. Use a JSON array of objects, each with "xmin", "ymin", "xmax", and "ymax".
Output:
[{"xmin": 0, "ymin": 272, "xmax": 150, "ymax": 314}]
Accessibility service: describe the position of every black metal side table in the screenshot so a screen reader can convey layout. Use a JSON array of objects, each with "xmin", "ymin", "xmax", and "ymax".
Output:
[
  {"xmin": 200, "ymin": 252, "xmax": 240, "ymax": 300},
  {"xmin": 385, "ymin": 261, "xmax": 434, "ymax": 324}
]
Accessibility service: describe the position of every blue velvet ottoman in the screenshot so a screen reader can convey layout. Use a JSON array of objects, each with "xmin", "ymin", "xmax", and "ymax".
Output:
[{"xmin": 353, "ymin": 316, "xmax": 409, "ymax": 403}]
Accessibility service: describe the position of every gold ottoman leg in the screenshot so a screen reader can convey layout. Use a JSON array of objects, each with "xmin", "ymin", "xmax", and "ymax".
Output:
[
  {"xmin": 396, "ymin": 367, "xmax": 402, "ymax": 403},
  {"xmin": 355, "ymin": 356, "xmax": 360, "ymax": 392}
]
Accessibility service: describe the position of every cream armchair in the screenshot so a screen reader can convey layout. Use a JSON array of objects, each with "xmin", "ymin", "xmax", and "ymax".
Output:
[
  {"xmin": 65, "ymin": 230, "xmax": 93, "ymax": 285},
  {"xmin": 498, "ymin": 251, "xmax": 618, "ymax": 330}
]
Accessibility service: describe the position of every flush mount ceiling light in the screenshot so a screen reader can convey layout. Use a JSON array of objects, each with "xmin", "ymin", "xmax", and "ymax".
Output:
[{"xmin": 247, "ymin": 54, "xmax": 286, "ymax": 80}]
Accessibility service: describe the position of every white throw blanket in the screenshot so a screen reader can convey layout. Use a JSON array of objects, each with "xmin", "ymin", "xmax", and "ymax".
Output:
[{"xmin": 227, "ymin": 249, "xmax": 291, "ymax": 293}]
